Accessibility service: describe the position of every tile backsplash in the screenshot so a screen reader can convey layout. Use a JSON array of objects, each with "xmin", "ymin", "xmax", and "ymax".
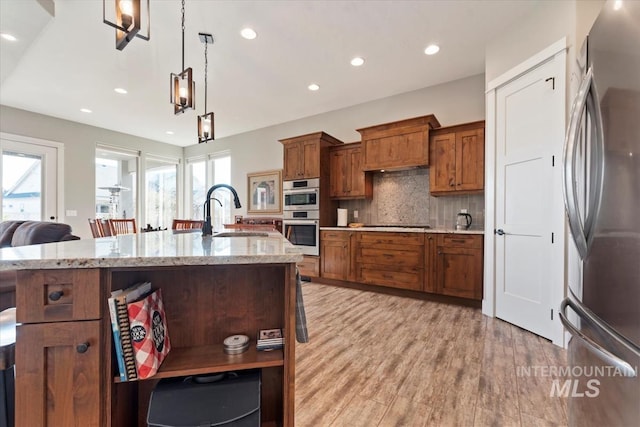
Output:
[{"xmin": 337, "ymin": 169, "xmax": 485, "ymax": 230}]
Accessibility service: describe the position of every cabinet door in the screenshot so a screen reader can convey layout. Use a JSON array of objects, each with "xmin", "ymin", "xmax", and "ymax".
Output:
[
  {"xmin": 423, "ymin": 234, "xmax": 436, "ymax": 293},
  {"xmin": 347, "ymin": 146, "xmax": 366, "ymax": 197},
  {"xmin": 301, "ymin": 140, "xmax": 320, "ymax": 178},
  {"xmin": 363, "ymin": 130, "xmax": 428, "ymax": 170},
  {"xmin": 455, "ymin": 128, "xmax": 485, "ymax": 191},
  {"xmin": 329, "ymin": 149, "xmax": 347, "ymax": 197},
  {"xmin": 283, "ymin": 142, "xmax": 301, "ymax": 180},
  {"xmin": 16, "ymin": 321, "xmax": 102, "ymax": 426},
  {"xmin": 436, "ymin": 246, "xmax": 483, "ymax": 300},
  {"xmin": 429, "ymin": 132, "xmax": 456, "ymax": 192},
  {"xmin": 321, "ymin": 239, "xmax": 350, "ymax": 280}
]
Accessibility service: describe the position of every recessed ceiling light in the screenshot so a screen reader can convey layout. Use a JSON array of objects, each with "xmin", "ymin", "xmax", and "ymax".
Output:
[
  {"xmin": 114, "ymin": 88, "xmax": 128, "ymax": 94},
  {"xmin": 1, "ymin": 33, "xmax": 17, "ymax": 42},
  {"xmin": 424, "ymin": 44, "xmax": 440, "ymax": 55},
  {"xmin": 80, "ymin": 108, "xmax": 92, "ymax": 113},
  {"xmin": 165, "ymin": 131, "xmax": 174, "ymax": 135},
  {"xmin": 614, "ymin": 0, "xmax": 623, "ymax": 10},
  {"xmin": 308, "ymin": 83, "xmax": 320, "ymax": 91},
  {"xmin": 351, "ymin": 57, "xmax": 365, "ymax": 67},
  {"xmin": 241, "ymin": 28, "xmax": 257, "ymax": 40}
]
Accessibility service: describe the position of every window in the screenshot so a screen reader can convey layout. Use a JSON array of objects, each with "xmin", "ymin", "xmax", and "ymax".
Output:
[
  {"xmin": 96, "ymin": 146, "xmax": 138, "ymax": 221},
  {"xmin": 185, "ymin": 152, "xmax": 231, "ymax": 232},
  {"xmin": 145, "ymin": 157, "xmax": 178, "ymax": 229}
]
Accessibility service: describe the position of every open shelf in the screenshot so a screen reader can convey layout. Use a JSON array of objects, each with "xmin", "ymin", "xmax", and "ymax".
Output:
[{"xmin": 114, "ymin": 345, "xmax": 284, "ymax": 383}]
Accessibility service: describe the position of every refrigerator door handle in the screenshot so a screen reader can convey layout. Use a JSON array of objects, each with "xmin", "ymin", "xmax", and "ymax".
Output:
[
  {"xmin": 562, "ymin": 67, "xmax": 604, "ymax": 260},
  {"xmin": 560, "ymin": 296, "xmax": 639, "ymax": 378}
]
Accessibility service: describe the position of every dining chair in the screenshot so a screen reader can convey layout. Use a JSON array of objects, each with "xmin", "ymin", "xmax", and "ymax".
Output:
[
  {"xmin": 98, "ymin": 219, "xmax": 113, "ymax": 237},
  {"xmin": 108, "ymin": 218, "xmax": 137, "ymax": 235},
  {"xmin": 172, "ymin": 219, "xmax": 204, "ymax": 230},
  {"xmin": 88, "ymin": 219, "xmax": 102, "ymax": 238}
]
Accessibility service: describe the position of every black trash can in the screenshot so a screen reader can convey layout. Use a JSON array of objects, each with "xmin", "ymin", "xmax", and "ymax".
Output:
[{"xmin": 147, "ymin": 370, "xmax": 260, "ymax": 427}]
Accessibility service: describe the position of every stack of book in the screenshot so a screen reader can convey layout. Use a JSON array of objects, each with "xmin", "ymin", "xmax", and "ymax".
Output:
[
  {"xmin": 256, "ymin": 328, "xmax": 283, "ymax": 351},
  {"xmin": 108, "ymin": 282, "xmax": 171, "ymax": 381}
]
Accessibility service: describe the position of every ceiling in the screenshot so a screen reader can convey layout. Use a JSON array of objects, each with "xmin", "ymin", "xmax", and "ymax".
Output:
[{"xmin": 0, "ymin": 0, "xmax": 540, "ymax": 147}]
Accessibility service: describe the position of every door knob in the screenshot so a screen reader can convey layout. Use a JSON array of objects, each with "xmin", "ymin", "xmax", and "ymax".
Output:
[{"xmin": 495, "ymin": 229, "xmax": 505, "ymax": 236}]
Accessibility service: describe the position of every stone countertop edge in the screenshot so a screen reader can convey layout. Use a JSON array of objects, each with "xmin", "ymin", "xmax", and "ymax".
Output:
[
  {"xmin": 320, "ymin": 227, "xmax": 485, "ymax": 235},
  {"xmin": 0, "ymin": 230, "xmax": 304, "ymax": 271}
]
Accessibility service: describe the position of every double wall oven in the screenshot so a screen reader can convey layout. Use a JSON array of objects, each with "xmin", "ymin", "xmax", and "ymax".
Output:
[{"xmin": 283, "ymin": 178, "xmax": 319, "ymax": 256}]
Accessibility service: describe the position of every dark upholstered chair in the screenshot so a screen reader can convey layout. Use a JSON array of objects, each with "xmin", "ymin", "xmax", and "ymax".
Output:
[{"xmin": 0, "ymin": 221, "xmax": 80, "ymax": 310}]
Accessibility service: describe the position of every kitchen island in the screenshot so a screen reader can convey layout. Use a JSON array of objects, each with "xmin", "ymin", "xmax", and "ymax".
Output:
[{"xmin": 0, "ymin": 229, "xmax": 302, "ymax": 426}]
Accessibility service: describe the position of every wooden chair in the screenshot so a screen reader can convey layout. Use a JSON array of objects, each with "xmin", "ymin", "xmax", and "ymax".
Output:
[
  {"xmin": 172, "ymin": 219, "xmax": 204, "ymax": 230},
  {"xmin": 108, "ymin": 218, "xmax": 137, "ymax": 235},
  {"xmin": 88, "ymin": 219, "xmax": 102, "ymax": 238},
  {"xmin": 98, "ymin": 219, "xmax": 113, "ymax": 237}
]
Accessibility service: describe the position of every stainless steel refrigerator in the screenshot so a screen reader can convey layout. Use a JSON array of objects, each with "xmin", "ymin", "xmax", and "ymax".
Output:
[{"xmin": 560, "ymin": 1, "xmax": 640, "ymax": 426}]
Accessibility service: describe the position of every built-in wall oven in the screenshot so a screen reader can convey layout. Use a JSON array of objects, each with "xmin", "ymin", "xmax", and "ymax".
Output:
[
  {"xmin": 283, "ymin": 178, "xmax": 319, "ymax": 211},
  {"xmin": 283, "ymin": 178, "xmax": 320, "ymax": 256}
]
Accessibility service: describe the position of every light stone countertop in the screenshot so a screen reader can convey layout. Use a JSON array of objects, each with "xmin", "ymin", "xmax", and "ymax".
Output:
[
  {"xmin": 320, "ymin": 226, "xmax": 484, "ymax": 235},
  {"xmin": 0, "ymin": 229, "xmax": 303, "ymax": 271}
]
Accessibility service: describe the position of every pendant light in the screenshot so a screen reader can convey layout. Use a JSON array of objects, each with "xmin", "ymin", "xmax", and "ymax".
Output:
[
  {"xmin": 198, "ymin": 32, "xmax": 214, "ymax": 143},
  {"xmin": 103, "ymin": 0, "xmax": 150, "ymax": 51},
  {"xmin": 170, "ymin": 0, "xmax": 195, "ymax": 115}
]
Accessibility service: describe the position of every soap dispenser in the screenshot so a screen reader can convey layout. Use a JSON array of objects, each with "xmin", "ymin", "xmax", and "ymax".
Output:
[{"xmin": 456, "ymin": 209, "xmax": 472, "ymax": 230}]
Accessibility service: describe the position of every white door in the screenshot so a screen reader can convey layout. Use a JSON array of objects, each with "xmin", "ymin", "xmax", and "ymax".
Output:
[
  {"xmin": 1, "ymin": 137, "xmax": 59, "ymax": 221},
  {"xmin": 494, "ymin": 55, "xmax": 565, "ymax": 341}
]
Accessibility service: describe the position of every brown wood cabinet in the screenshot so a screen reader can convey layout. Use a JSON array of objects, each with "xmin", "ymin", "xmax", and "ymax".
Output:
[
  {"xmin": 320, "ymin": 230, "xmax": 355, "ymax": 281},
  {"xmin": 14, "ymin": 263, "xmax": 297, "ymax": 426},
  {"xmin": 298, "ymin": 255, "xmax": 320, "ymax": 278},
  {"xmin": 280, "ymin": 131, "xmax": 343, "ymax": 180},
  {"xmin": 435, "ymin": 234, "xmax": 483, "ymax": 300},
  {"xmin": 357, "ymin": 115, "xmax": 440, "ymax": 171},
  {"xmin": 329, "ymin": 143, "xmax": 372, "ymax": 199},
  {"xmin": 429, "ymin": 121, "xmax": 485, "ymax": 195},
  {"xmin": 354, "ymin": 232, "xmax": 425, "ymax": 291}
]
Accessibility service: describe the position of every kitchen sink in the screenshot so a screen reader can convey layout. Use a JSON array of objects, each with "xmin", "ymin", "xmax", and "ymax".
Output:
[{"xmin": 212, "ymin": 231, "xmax": 269, "ymax": 237}]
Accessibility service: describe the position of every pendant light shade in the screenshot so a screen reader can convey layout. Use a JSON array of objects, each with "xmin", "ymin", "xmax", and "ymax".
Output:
[
  {"xmin": 103, "ymin": 0, "xmax": 150, "ymax": 51},
  {"xmin": 170, "ymin": 0, "xmax": 195, "ymax": 115},
  {"xmin": 198, "ymin": 32, "xmax": 215, "ymax": 143},
  {"xmin": 198, "ymin": 112, "xmax": 214, "ymax": 143},
  {"xmin": 171, "ymin": 68, "xmax": 195, "ymax": 115}
]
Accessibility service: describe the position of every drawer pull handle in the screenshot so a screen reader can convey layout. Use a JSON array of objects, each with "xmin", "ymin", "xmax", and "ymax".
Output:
[
  {"xmin": 451, "ymin": 239, "xmax": 466, "ymax": 244},
  {"xmin": 76, "ymin": 342, "xmax": 90, "ymax": 353},
  {"xmin": 48, "ymin": 290, "xmax": 64, "ymax": 301}
]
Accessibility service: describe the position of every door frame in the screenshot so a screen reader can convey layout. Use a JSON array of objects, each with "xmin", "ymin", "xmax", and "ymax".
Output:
[
  {"xmin": 484, "ymin": 38, "xmax": 567, "ymax": 346},
  {"xmin": 0, "ymin": 132, "xmax": 65, "ymax": 222}
]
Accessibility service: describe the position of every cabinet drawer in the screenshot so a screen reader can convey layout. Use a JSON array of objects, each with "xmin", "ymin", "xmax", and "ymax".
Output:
[
  {"xmin": 357, "ymin": 232, "xmax": 424, "ymax": 246},
  {"xmin": 437, "ymin": 234, "xmax": 483, "ymax": 249},
  {"xmin": 16, "ymin": 269, "xmax": 101, "ymax": 323},
  {"xmin": 297, "ymin": 256, "xmax": 319, "ymax": 278},
  {"xmin": 357, "ymin": 265, "xmax": 423, "ymax": 291},
  {"xmin": 321, "ymin": 230, "xmax": 350, "ymax": 241},
  {"xmin": 357, "ymin": 247, "xmax": 422, "ymax": 267}
]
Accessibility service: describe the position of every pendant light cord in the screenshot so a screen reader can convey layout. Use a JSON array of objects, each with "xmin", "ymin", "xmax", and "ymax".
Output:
[
  {"xmin": 204, "ymin": 41, "xmax": 208, "ymax": 113},
  {"xmin": 181, "ymin": 0, "xmax": 185, "ymax": 71}
]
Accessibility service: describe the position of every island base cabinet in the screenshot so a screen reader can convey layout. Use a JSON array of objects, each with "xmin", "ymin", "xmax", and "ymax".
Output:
[{"xmin": 16, "ymin": 321, "xmax": 103, "ymax": 426}]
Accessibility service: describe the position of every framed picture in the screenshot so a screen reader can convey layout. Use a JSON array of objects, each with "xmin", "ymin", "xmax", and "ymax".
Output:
[{"xmin": 247, "ymin": 170, "xmax": 282, "ymax": 214}]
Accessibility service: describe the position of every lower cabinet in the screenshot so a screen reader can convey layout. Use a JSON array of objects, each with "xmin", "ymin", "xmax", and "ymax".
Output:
[
  {"xmin": 320, "ymin": 230, "xmax": 354, "ymax": 281},
  {"xmin": 354, "ymin": 232, "xmax": 424, "ymax": 291},
  {"xmin": 298, "ymin": 255, "xmax": 320, "ymax": 278},
  {"xmin": 319, "ymin": 230, "xmax": 484, "ymax": 301},
  {"xmin": 435, "ymin": 234, "xmax": 484, "ymax": 300}
]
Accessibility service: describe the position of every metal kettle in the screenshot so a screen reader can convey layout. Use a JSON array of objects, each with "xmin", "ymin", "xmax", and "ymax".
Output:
[{"xmin": 456, "ymin": 211, "xmax": 472, "ymax": 230}]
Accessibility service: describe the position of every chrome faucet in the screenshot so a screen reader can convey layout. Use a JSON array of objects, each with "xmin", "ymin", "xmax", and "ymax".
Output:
[{"xmin": 202, "ymin": 184, "xmax": 242, "ymax": 236}]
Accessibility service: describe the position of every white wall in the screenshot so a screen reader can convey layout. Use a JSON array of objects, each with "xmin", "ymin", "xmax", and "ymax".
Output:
[
  {"xmin": 0, "ymin": 105, "xmax": 183, "ymax": 238},
  {"xmin": 184, "ymin": 73, "xmax": 486, "ymax": 218}
]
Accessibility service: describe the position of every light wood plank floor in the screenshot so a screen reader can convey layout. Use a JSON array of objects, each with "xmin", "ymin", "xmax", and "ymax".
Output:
[{"xmin": 295, "ymin": 283, "xmax": 568, "ymax": 427}]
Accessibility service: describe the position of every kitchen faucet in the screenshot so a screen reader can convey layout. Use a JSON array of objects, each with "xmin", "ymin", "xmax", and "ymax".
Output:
[{"xmin": 202, "ymin": 184, "xmax": 242, "ymax": 236}]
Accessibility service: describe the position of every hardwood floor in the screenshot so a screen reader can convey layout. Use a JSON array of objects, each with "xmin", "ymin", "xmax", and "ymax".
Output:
[{"xmin": 295, "ymin": 282, "xmax": 568, "ymax": 426}]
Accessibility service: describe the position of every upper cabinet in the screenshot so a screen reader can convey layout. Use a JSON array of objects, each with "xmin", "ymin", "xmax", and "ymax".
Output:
[
  {"xmin": 280, "ymin": 132, "xmax": 343, "ymax": 180},
  {"xmin": 357, "ymin": 115, "xmax": 441, "ymax": 171},
  {"xmin": 429, "ymin": 120, "xmax": 485, "ymax": 196},
  {"xmin": 329, "ymin": 143, "xmax": 372, "ymax": 199}
]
